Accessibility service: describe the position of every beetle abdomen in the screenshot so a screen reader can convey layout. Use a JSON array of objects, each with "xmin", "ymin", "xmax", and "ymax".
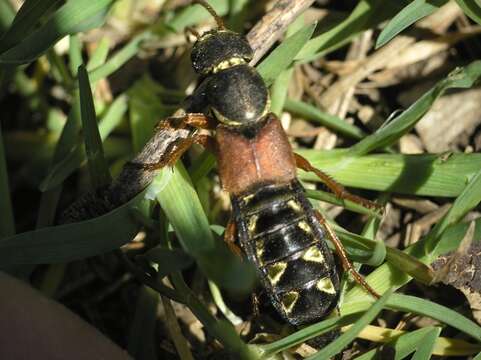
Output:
[{"xmin": 232, "ymin": 180, "xmax": 340, "ymax": 325}]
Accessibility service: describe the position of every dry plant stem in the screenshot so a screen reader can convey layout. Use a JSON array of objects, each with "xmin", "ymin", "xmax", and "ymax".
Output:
[
  {"xmin": 161, "ymin": 296, "xmax": 195, "ymax": 360},
  {"xmin": 247, "ymin": 0, "xmax": 316, "ymax": 65}
]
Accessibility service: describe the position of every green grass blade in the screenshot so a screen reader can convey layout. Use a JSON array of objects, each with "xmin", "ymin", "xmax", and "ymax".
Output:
[
  {"xmin": 342, "ymin": 218, "xmax": 481, "ymax": 313},
  {"xmin": 88, "ymin": 32, "xmax": 151, "ymax": 83},
  {"xmin": 86, "ymin": 37, "xmax": 110, "ymax": 70},
  {"xmin": 257, "ymin": 22, "xmax": 316, "ymax": 86},
  {"xmin": 306, "ymin": 189, "xmax": 380, "ymax": 217},
  {"xmin": 0, "ymin": 0, "xmax": 15, "ymax": 34},
  {"xmin": 0, "ymin": 0, "xmax": 62, "ymax": 53},
  {"xmin": 78, "ymin": 65, "xmax": 111, "ymax": 189},
  {"xmin": 342, "ymin": 170, "xmax": 481, "ymax": 312},
  {"xmin": 307, "ymin": 288, "xmax": 393, "ymax": 360},
  {"xmin": 342, "ymin": 293, "xmax": 481, "ymax": 342},
  {"xmin": 385, "ymin": 247, "xmax": 434, "ymax": 284},
  {"xmin": 0, "ymin": 0, "xmax": 114, "ymax": 64},
  {"xmin": 0, "ymin": 191, "xmax": 150, "ymax": 266},
  {"xmin": 456, "ymin": 0, "xmax": 481, "ymax": 25},
  {"xmin": 68, "ymin": 35, "xmax": 82, "ymax": 75},
  {"xmin": 299, "ymin": 150, "xmax": 481, "ymax": 197},
  {"xmin": 260, "ymin": 314, "xmax": 359, "ymax": 356},
  {"xmin": 270, "ymin": 69, "xmax": 293, "ymax": 116},
  {"xmin": 412, "ymin": 327, "xmax": 442, "ymax": 360},
  {"xmin": 375, "ymin": 0, "xmax": 448, "ymax": 49},
  {"xmin": 350, "ymin": 61, "xmax": 481, "ymax": 156},
  {"xmin": 354, "ymin": 327, "xmax": 434, "ymax": 360},
  {"xmin": 0, "ymin": 126, "xmax": 14, "ymax": 237},
  {"xmin": 154, "ymin": 164, "xmax": 256, "ymax": 292},
  {"xmin": 127, "ymin": 286, "xmax": 159, "ymax": 360},
  {"xmin": 294, "ymin": 0, "xmax": 397, "ymax": 62},
  {"xmin": 285, "ymin": 99, "xmax": 366, "ymax": 139},
  {"xmin": 386, "ymin": 294, "xmax": 481, "ymax": 341},
  {"xmin": 40, "ymin": 94, "xmax": 127, "ymax": 191},
  {"xmin": 424, "ymin": 167, "xmax": 481, "ymax": 253},
  {"xmin": 144, "ymin": 247, "xmax": 194, "ymax": 278}
]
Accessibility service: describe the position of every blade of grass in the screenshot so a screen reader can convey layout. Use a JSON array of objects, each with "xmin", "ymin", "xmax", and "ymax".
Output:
[
  {"xmin": 307, "ymin": 288, "xmax": 393, "ymax": 360},
  {"xmin": 354, "ymin": 325, "xmax": 481, "ymax": 357},
  {"xmin": 306, "ymin": 189, "xmax": 380, "ymax": 217},
  {"xmin": 375, "ymin": 0, "xmax": 448, "ymax": 49},
  {"xmin": 354, "ymin": 327, "xmax": 434, "ymax": 360},
  {"xmin": 87, "ymin": 32, "xmax": 151, "ymax": 83},
  {"xmin": 0, "ymin": 190, "xmax": 150, "ymax": 265},
  {"xmin": 40, "ymin": 94, "xmax": 127, "ymax": 191},
  {"xmin": 343, "ymin": 168, "xmax": 481, "ymax": 307},
  {"xmin": 270, "ymin": 69, "xmax": 293, "ymax": 116},
  {"xmin": 342, "ymin": 292, "xmax": 481, "ymax": 342},
  {"xmin": 257, "ymin": 22, "xmax": 316, "ymax": 86},
  {"xmin": 294, "ymin": 0, "xmax": 401, "ymax": 62},
  {"xmin": 350, "ymin": 61, "xmax": 481, "ymax": 156},
  {"xmin": 127, "ymin": 286, "xmax": 159, "ymax": 360},
  {"xmin": 68, "ymin": 34, "xmax": 82, "ymax": 75},
  {"xmin": 411, "ymin": 327, "xmax": 442, "ymax": 360},
  {"xmin": 78, "ymin": 65, "xmax": 111, "ymax": 189},
  {"xmin": 259, "ymin": 314, "xmax": 360, "ymax": 356},
  {"xmin": 0, "ymin": 126, "xmax": 14, "ymax": 237},
  {"xmin": 456, "ymin": 0, "xmax": 481, "ymax": 25},
  {"xmin": 0, "ymin": 0, "xmax": 114, "ymax": 64},
  {"xmin": 298, "ymin": 150, "xmax": 481, "ymax": 197},
  {"xmin": 0, "ymin": 0, "xmax": 15, "ymax": 33},
  {"xmin": 154, "ymin": 164, "xmax": 256, "ymax": 293},
  {"xmin": 285, "ymin": 99, "xmax": 366, "ymax": 139},
  {"xmin": 0, "ymin": 0, "xmax": 62, "ymax": 52}
]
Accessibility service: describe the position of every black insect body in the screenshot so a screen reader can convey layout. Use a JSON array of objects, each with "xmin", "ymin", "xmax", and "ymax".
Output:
[
  {"xmin": 61, "ymin": 0, "xmax": 378, "ymax": 327},
  {"xmin": 231, "ymin": 181, "xmax": 340, "ymax": 325}
]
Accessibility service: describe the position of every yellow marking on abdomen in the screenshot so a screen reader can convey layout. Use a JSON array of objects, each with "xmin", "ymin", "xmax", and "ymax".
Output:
[
  {"xmin": 302, "ymin": 246, "xmax": 325, "ymax": 263},
  {"xmin": 281, "ymin": 291, "xmax": 299, "ymax": 314},
  {"xmin": 316, "ymin": 277, "xmax": 337, "ymax": 294},
  {"xmin": 266, "ymin": 262, "xmax": 287, "ymax": 285}
]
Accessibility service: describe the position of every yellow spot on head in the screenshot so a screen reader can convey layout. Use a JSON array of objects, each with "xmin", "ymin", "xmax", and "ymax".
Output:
[
  {"xmin": 298, "ymin": 221, "xmax": 311, "ymax": 233},
  {"xmin": 302, "ymin": 246, "xmax": 325, "ymax": 263},
  {"xmin": 316, "ymin": 277, "xmax": 337, "ymax": 294},
  {"xmin": 266, "ymin": 262, "xmax": 287, "ymax": 284},
  {"xmin": 281, "ymin": 291, "xmax": 299, "ymax": 314}
]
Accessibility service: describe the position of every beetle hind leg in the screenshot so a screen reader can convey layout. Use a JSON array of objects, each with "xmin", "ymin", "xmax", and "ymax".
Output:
[
  {"xmin": 294, "ymin": 153, "xmax": 382, "ymax": 212},
  {"xmin": 315, "ymin": 211, "xmax": 380, "ymax": 299}
]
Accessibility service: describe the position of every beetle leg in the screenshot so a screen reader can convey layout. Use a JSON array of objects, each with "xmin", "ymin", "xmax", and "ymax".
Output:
[
  {"xmin": 294, "ymin": 153, "xmax": 382, "ymax": 212},
  {"xmin": 193, "ymin": 134, "xmax": 218, "ymax": 155},
  {"xmin": 142, "ymin": 114, "xmax": 216, "ymax": 171},
  {"xmin": 314, "ymin": 211, "xmax": 380, "ymax": 299},
  {"xmin": 155, "ymin": 113, "xmax": 215, "ymax": 131},
  {"xmin": 224, "ymin": 218, "xmax": 243, "ymax": 258}
]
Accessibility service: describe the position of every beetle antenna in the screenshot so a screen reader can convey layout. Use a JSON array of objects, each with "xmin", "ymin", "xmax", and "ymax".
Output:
[{"xmin": 192, "ymin": 0, "xmax": 225, "ymax": 30}]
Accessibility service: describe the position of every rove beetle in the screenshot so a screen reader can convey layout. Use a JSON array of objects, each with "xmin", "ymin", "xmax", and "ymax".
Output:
[
  {"xmin": 62, "ymin": 0, "xmax": 381, "ymax": 325},
  {"xmin": 143, "ymin": 0, "xmax": 381, "ymax": 325}
]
